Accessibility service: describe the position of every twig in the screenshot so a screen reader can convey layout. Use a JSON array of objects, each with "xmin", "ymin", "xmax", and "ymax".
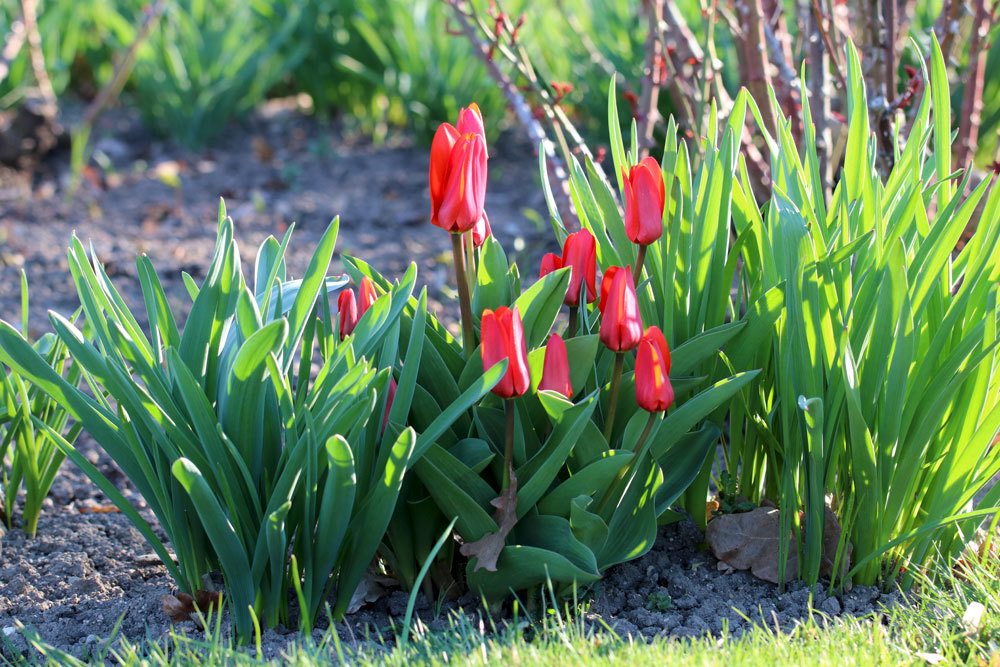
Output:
[
  {"xmin": 885, "ymin": 0, "xmax": 897, "ymax": 99},
  {"xmin": 0, "ymin": 15, "xmax": 27, "ymax": 86},
  {"xmin": 81, "ymin": 1, "xmax": 165, "ymax": 129},
  {"xmin": 636, "ymin": 0, "xmax": 665, "ymax": 156},
  {"xmin": 734, "ymin": 0, "xmax": 777, "ymax": 135},
  {"xmin": 442, "ymin": 0, "xmax": 577, "ymax": 227},
  {"xmin": 954, "ymin": 0, "xmax": 994, "ymax": 169},
  {"xmin": 810, "ymin": 0, "xmax": 848, "ymax": 91},
  {"xmin": 806, "ymin": 0, "xmax": 833, "ymax": 195},
  {"xmin": 933, "ymin": 0, "xmax": 964, "ymax": 66},
  {"xmin": 19, "ymin": 0, "xmax": 54, "ymax": 105}
]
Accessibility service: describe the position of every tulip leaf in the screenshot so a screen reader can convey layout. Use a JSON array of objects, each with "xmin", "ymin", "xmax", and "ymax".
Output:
[
  {"xmin": 514, "ymin": 269, "xmax": 570, "ymax": 348},
  {"xmin": 472, "ymin": 237, "xmax": 512, "ymax": 314}
]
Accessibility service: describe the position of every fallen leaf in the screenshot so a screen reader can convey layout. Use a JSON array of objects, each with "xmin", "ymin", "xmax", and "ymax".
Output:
[
  {"xmin": 460, "ymin": 464, "xmax": 519, "ymax": 572},
  {"xmin": 161, "ymin": 590, "xmax": 222, "ymax": 623},
  {"xmin": 346, "ymin": 571, "xmax": 389, "ymax": 614},
  {"xmin": 78, "ymin": 505, "xmax": 120, "ymax": 514},
  {"xmin": 706, "ymin": 506, "xmax": 798, "ymax": 584},
  {"xmin": 706, "ymin": 502, "xmax": 852, "ymax": 584}
]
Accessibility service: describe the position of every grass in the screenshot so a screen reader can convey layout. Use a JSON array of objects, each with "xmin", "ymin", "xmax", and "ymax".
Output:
[{"xmin": 13, "ymin": 553, "xmax": 998, "ymax": 666}]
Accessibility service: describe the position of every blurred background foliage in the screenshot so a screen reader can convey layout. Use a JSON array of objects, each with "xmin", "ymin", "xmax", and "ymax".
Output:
[{"xmin": 0, "ymin": 0, "xmax": 997, "ymax": 163}]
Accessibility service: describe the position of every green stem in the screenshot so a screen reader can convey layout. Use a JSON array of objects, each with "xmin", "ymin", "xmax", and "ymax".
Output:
[
  {"xmin": 464, "ymin": 228, "xmax": 477, "ymax": 293},
  {"xmin": 451, "ymin": 232, "xmax": 476, "ymax": 356},
  {"xmin": 502, "ymin": 399, "xmax": 515, "ymax": 491},
  {"xmin": 602, "ymin": 352, "xmax": 626, "ymax": 441},
  {"xmin": 596, "ymin": 411, "xmax": 657, "ymax": 516},
  {"xmin": 634, "ymin": 244, "xmax": 647, "ymax": 278},
  {"xmin": 566, "ymin": 305, "xmax": 579, "ymax": 338}
]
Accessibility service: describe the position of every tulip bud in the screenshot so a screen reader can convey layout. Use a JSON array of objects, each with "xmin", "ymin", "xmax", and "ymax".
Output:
[
  {"xmin": 539, "ymin": 252, "xmax": 562, "ymax": 278},
  {"xmin": 472, "ymin": 211, "xmax": 492, "ymax": 247},
  {"xmin": 622, "ymin": 157, "xmax": 665, "ymax": 246},
  {"xmin": 538, "ymin": 333, "xmax": 572, "ymax": 397},
  {"xmin": 358, "ymin": 277, "xmax": 378, "ymax": 315},
  {"xmin": 480, "ymin": 306, "xmax": 530, "ymax": 398},
  {"xmin": 635, "ymin": 326, "xmax": 674, "ymax": 413},
  {"xmin": 598, "ymin": 266, "xmax": 643, "ymax": 351},
  {"xmin": 338, "ymin": 289, "xmax": 358, "ymax": 340},
  {"xmin": 561, "ymin": 229, "xmax": 597, "ymax": 306}
]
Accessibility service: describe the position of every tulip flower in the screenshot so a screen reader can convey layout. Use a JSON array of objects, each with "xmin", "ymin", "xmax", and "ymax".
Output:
[
  {"xmin": 539, "ymin": 333, "xmax": 572, "ymax": 397},
  {"xmin": 430, "ymin": 131, "xmax": 488, "ymax": 234},
  {"xmin": 539, "ymin": 252, "xmax": 562, "ymax": 279},
  {"xmin": 561, "ymin": 229, "xmax": 597, "ymax": 307},
  {"xmin": 598, "ymin": 266, "xmax": 643, "ymax": 352},
  {"xmin": 429, "ymin": 104, "xmax": 490, "ymax": 357},
  {"xmin": 635, "ymin": 326, "xmax": 674, "ymax": 413},
  {"xmin": 480, "ymin": 306, "xmax": 530, "ymax": 399},
  {"xmin": 622, "ymin": 157, "xmax": 665, "ymax": 276},
  {"xmin": 622, "ymin": 157, "xmax": 665, "ymax": 246},
  {"xmin": 358, "ymin": 277, "xmax": 378, "ymax": 315},
  {"xmin": 472, "ymin": 211, "xmax": 492, "ymax": 247},
  {"xmin": 338, "ymin": 289, "xmax": 358, "ymax": 340}
]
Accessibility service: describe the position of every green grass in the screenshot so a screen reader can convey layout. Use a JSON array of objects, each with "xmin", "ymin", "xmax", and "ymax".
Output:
[{"xmin": 15, "ymin": 553, "xmax": 998, "ymax": 666}]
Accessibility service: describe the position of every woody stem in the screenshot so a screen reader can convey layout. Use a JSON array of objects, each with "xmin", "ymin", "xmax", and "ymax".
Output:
[
  {"xmin": 451, "ymin": 232, "xmax": 477, "ymax": 357},
  {"xmin": 602, "ymin": 352, "xmax": 626, "ymax": 441},
  {"xmin": 502, "ymin": 399, "xmax": 516, "ymax": 491},
  {"xmin": 634, "ymin": 244, "xmax": 647, "ymax": 278}
]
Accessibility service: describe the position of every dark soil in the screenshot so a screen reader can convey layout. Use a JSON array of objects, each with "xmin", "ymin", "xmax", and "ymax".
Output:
[
  {"xmin": 0, "ymin": 103, "xmax": 899, "ymax": 661},
  {"xmin": 0, "ymin": 98, "xmax": 553, "ymax": 335}
]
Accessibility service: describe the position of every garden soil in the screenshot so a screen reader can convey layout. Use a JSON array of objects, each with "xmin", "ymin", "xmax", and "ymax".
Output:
[{"xmin": 1, "ymin": 102, "xmax": 901, "ymax": 660}]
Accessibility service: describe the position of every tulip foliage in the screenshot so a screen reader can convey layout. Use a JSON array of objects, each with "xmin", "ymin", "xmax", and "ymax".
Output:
[
  {"xmin": 0, "ymin": 273, "xmax": 83, "ymax": 537},
  {"xmin": 342, "ymin": 98, "xmax": 761, "ymax": 601},
  {"xmin": 0, "ymin": 204, "xmax": 503, "ymax": 637},
  {"xmin": 726, "ymin": 40, "xmax": 1000, "ymax": 586}
]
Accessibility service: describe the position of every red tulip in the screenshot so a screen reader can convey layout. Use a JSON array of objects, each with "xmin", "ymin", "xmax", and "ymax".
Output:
[
  {"xmin": 538, "ymin": 333, "xmax": 572, "ymax": 397},
  {"xmin": 429, "ymin": 105, "xmax": 489, "ymax": 234},
  {"xmin": 480, "ymin": 306, "xmax": 530, "ymax": 398},
  {"xmin": 539, "ymin": 252, "xmax": 562, "ymax": 278},
  {"xmin": 598, "ymin": 266, "xmax": 642, "ymax": 351},
  {"xmin": 622, "ymin": 157, "xmax": 665, "ymax": 245},
  {"xmin": 561, "ymin": 229, "xmax": 597, "ymax": 306},
  {"xmin": 358, "ymin": 277, "xmax": 378, "ymax": 315},
  {"xmin": 472, "ymin": 211, "xmax": 492, "ymax": 247},
  {"xmin": 635, "ymin": 326, "xmax": 674, "ymax": 413},
  {"xmin": 338, "ymin": 289, "xmax": 358, "ymax": 340},
  {"xmin": 456, "ymin": 103, "xmax": 487, "ymax": 152}
]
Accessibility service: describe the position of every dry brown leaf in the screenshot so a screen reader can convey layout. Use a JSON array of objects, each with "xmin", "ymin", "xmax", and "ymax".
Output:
[
  {"xmin": 161, "ymin": 590, "xmax": 222, "ymax": 623},
  {"xmin": 705, "ymin": 504, "xmax": 851, "ymax": 584},
  {"xmin": 460, "ymin": 465, "xmax": 519, "ymax": 572},
  {"xmin": 706, "ymin": 506, "xmax": 797, "ymax": 584},
  {"xmin": 78, "ymin": 505, "xmax": 120, "ymax": 514}
]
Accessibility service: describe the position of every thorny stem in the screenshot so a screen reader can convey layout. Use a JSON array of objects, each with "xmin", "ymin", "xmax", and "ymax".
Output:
[
  {"xmin": 566, "ymin": 305, "xmax": 579, "ymax": 339},
  {"xmin": 451, "ymin": 232, "xmax": 476, "ymax": 357},
  {"xmin": 602, "ymin": 353, "xmax": 626, "ymax": 441},
  {"xmin": 634, "ymin": 245, "xmax": 648, "ymax": 280},
  {"xmin": 502, "ymin": 399, "xmax": 515, "ymax": 491}
]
